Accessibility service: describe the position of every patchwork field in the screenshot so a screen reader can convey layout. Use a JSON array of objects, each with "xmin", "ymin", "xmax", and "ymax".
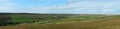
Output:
[{"xmin": 0, "ymin": 13, "xmax": 120, "ymax": 29}]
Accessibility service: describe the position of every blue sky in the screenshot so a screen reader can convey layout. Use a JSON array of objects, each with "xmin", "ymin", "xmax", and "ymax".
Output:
[{"xmin": 0, "ymin": 0, "xmax": 120, "ymax": 14}]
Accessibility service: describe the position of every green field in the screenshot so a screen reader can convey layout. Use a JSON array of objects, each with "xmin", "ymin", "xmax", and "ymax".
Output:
[{"xmin": 0, "ymin": 13, "xmax": 120, "ymax": 29}]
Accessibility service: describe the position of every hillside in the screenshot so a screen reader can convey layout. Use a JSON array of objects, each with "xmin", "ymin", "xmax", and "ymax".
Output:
[
  {"xmin": 0, "ymin": 14, "xmax": 120, "ymax": 29},
  {"xmin": 0, "ymin": 13, "xmax": 106, "ymax": 26},
  {"xmin": 1, "ymin": 13, "xmax": 120, "ymax": 29}
]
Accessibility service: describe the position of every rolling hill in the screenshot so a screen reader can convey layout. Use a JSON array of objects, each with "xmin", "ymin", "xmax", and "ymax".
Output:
[
  {"xmin": 0, "ymin": 13, "xmax": 106, "ymax": 26},
  {"xmin": 1, "ymin": 13, "xmax": 120, "ymax": 29}
]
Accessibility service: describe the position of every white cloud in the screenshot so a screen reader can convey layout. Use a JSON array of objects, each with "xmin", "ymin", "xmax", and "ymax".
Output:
[
  {"xmin": 0, "ymin": 0, "xmax": 17, "ymax": 12},
  {"xmin": 2, "ymin": 0, "xmax": 118, "ymax": 14},
  {"xmin": 0, "ymin": 6, "xmax": 11, "ymax": 10},
  {"xmin": 0, "ymin": 0, "xmax": 9, "ymax": 1}
]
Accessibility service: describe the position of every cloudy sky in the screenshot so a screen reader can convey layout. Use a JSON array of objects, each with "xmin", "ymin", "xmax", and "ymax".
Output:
[{"xmin": 0, "ymin": 0, "xmax": 120, "ymax": 14}]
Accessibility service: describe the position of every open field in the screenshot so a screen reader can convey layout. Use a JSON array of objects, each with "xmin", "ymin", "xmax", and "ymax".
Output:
[
  {"xmin": 1, "ymin": 18, "xmax": 120, "ymax": 29},
  {"xmin": 0, "ymin": 13, "xmax": 120, "ymax": 29}
]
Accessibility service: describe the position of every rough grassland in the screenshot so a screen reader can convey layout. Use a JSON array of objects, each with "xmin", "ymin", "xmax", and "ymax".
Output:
[{"xmin": 0, "ymin": 17, "xmax": 120, "ymax": 29}]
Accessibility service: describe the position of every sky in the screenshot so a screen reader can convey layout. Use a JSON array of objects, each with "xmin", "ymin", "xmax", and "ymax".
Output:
[{"xmin": 0, "ymin": 0, "xmax": 120, "ymax": 14}]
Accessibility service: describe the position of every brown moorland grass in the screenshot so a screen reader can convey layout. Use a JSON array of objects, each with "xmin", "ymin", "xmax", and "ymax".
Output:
[{"xmin": 0, "ymin": 17, "xmax": 120, "ymax": 29}]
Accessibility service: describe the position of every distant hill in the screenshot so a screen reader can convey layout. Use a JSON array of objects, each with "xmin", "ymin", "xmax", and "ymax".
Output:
[
  {"xmin": 0, "ymin": 13, "xmax": 80, "ymax": 26},
  {"xmin": 0, "ymin": 13, "xmax": 112, "ymax": 26}
]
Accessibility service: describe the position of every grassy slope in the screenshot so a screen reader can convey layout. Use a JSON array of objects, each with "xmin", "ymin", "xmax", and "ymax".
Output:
[
  {"xmin": 1, "ymin": 13, "xmax": 120, "ymax": 29},
  {"xmin": 0, "ymin": 16, "xmax": 120, "ymax": 29},
  {"xmin": 9, "ymin": 13, "xmax": 104, "ymax": 24},
  {"xmin": 0, "ymin": 13, "xmax": 81, "ymax": 24}
]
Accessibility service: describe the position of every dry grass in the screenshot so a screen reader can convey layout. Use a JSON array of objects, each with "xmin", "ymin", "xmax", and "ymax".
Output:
[{"xmin": 0, "ymin": 17, "xmax": 120, "ymax": 29}]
